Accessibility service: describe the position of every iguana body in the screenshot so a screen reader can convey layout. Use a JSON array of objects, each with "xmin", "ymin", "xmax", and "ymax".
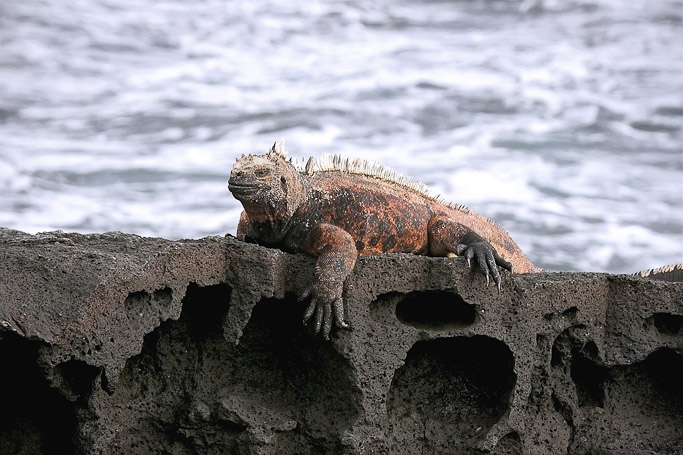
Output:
[{"xmin": 228, "ymin": 141, "xmax": 539, "ymax": 338}]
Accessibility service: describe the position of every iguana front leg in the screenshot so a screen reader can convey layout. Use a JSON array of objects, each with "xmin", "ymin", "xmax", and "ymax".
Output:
[
  {"xmin": 298, "ymin": 223, "xmax": 357, "ymax": 339},
  {"xmin": 428, "ymin": 215, "xmax": 513, "ymax": 291}
]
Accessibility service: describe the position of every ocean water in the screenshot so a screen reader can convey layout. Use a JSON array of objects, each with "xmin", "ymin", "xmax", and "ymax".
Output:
[{"xmin": 0, "ymin": 0, "xmax": 681, "ymax": 273}]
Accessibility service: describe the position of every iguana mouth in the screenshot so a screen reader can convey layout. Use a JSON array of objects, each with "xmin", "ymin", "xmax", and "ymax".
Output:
[{"xmin": 228, "ymin": 182, "xmax": 260, "ymax": 196}]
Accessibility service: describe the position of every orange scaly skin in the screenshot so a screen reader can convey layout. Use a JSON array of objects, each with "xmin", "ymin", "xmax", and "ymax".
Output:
[{"xmin": 228, "ymin": 143, "xmax": 539, "ymax": 339}]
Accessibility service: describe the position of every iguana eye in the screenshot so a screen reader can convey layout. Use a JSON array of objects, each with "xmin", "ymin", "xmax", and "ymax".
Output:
[{"xmin": 255, "ymin": 168, "xmax": 270, "ymax": 178}]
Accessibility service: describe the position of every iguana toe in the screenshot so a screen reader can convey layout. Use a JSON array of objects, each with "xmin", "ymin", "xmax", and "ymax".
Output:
[
  {"xmin": 301, "ymin": 289, "xmax": 315, "ymax": 324},
  {"xmin": 300, "ymin": 286, "xmax": 349, "ymax": 339},
  {"xmin": 333, "ymin": 298, "xmax": 349, "ymax": 329},
  {"xmin": 322, "ymin": 300, "xmax": 333, "ymax": 340},
  {"xmin": 456, "ymin": 240, "xmax": 508, "ymax": 291},
  {"xmin": 314, "ymin": 302, "xmax": 324, "ymax": 335}
]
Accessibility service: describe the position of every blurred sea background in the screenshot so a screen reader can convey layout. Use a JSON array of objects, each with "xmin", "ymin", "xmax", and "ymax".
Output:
[{"xmin": 0, "ymin": 0, "xmax": 681, "ymax": 273}]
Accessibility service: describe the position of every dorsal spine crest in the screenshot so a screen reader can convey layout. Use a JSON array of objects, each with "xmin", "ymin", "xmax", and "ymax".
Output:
[
  {"xmin": 636, "ymin": 263, "xmax": 683, "ymax": 278},
  {"xmin": 267, "ymin": 139, "xmax": 288, "ymax": 158},
  {"xmin": 291, "ymin": 153, "xmax": 471, "ymax": 214}
]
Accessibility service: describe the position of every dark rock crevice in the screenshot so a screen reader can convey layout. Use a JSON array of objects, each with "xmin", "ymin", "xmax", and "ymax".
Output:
[
  {"xmin": 0, "ymin": 332, "xmax": 78, "ymax": 455},
  {"xmin": 650, "ymin": 312, "xmax": 683, "ymax": 336},
  {"xmin": 394, "ymin": 290, "xmax": 477, "ymax": 330},
  {"xmin": 386, "ymin": 336, "xmax": 516, "ymax": 454},
  {"xmin": 78, "ymin": 285, "xmax": 361, "ymax": 454}
]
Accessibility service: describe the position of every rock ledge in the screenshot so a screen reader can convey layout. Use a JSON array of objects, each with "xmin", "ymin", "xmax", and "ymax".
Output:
[{"xmin": 1, "ymin": 228, "xmax": 682, "ymax": 454}]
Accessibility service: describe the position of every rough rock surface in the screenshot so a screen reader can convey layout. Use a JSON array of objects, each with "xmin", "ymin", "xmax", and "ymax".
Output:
[{"xmin": 0, "ymin": 227, "xmax": 681, "ymax": 454}]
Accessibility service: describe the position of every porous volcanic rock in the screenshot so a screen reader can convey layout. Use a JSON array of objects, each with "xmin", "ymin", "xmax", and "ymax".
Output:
[{"xmin": 1, "ymin": 227, "xmax": 681, "ymax": 454}]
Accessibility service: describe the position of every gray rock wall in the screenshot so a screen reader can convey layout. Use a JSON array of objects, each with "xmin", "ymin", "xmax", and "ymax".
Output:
[{"xmin": 0, "ymin": 227, "xmax": 681, "ymax": 454}]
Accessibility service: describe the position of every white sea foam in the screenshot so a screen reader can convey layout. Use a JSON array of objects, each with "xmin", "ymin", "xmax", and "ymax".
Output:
[{"xmin": 0, "ymin": 0, "xmax": 681, "ymax": 273}]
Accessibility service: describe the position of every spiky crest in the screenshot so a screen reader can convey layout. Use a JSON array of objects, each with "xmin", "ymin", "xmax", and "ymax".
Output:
[
  {"xmin": 267, "ymin": 139, "xmax": 288, "ymax": 159},
  {"xmin": 290, "ymin": 153, "xmax": 472, "ymax": 214},
  {"xmin": 635, "ymin": 263, "xmax": 683, "ymax": 279}
]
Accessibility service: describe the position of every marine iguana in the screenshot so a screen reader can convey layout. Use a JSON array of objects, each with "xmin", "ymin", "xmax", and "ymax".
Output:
[{"xmin": 228, "ymin": 141, "xmax": 541, "ymax": 339}]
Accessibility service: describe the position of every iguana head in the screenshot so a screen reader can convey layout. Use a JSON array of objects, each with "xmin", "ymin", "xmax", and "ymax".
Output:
[{"xmin": 228, "ymin": 141, "xmax": 305, "ymax": 225}]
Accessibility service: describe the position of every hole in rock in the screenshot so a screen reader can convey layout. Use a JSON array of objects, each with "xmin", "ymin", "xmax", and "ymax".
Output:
[
  {"xmin": 562, "ymin": 306, "xmax": 578, "ymax": 317},
  {"xmin": 0, "ymin": 333, "xmax": 77, "ymax": 454},
  {"xmin": 571, "ymin": 356, "xmax": 608, "ymax": 408},
  {"xmin": 652, "ymin": 313, "xmax": 683, "ymax": 336},
  {"xmin": 53, "ymin": 359, "xmax": 101, "ymax": 402},
  {"xmin": 612, "ymin": 348, "xmax": 683, "ymax": 413},
  {"xmin": 124, "ymin": 286, "xmax": 173, "ymax": 317},
  {"xmin": 582, "ymin": 348, "xmax": 683, "ymax": 453},
  {"xmin": 395, "ymin": 291, "xmax": 476, "ymax": 330},
  {"xmin": 551, "ymin": 326, "xmax": 607, "ymax": 408},
  {"xmin": 180, "ymin": 282, "xmax": 232, "ymax": 336},
  {"xmin": 387, "ymin": 336, "xmax": 515, "ymax": 451},
  {"xmin": 103, "ymin": 284, "xmax": 359, "ymax": 454}
]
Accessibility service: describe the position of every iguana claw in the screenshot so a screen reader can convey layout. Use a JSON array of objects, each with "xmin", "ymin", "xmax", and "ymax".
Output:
[
  {"xmin": 300, "ymin": 286, "xmax": 349, "ymax": 340},
  {"xmin": 456, "ymin": 240, "xmax": 512, "ymax": 292}
]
